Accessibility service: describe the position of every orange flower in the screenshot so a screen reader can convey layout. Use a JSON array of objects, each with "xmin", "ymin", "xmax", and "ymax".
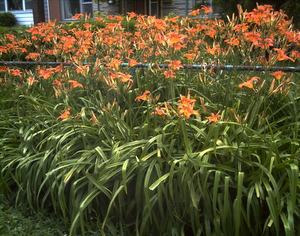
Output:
[
  {"xmin": 68, "ymin": 80, "xmax": 83, "ymax": 88},
  {"xmin": 27, "ymin": 26, "xmax": 40, "ymax": 35},
  {"xmin": 91, "ymin": 111, "xmax": 98, "ymax": 125},
  {"xmin": 27, "ymin": 77, "xmax": 37, "ymax": 86},
  {"xmin": 57, "ymin": 108, "xmax": 71, "ymax": 121},
  {"xmin": 0, "ymin": 66, "xmax": 8, "ymax": 72},
  {"xmin": 38, "ymin": 68, "xmax": 55, "ymax": 80},
  {"xmin": 135, "ymin": 91, "xmax": 151, "ymax": 102},
  {"xmin": 151, "ymin": 106, "xmax": 168, "ymax": 117},
  {"xmin": 25, "ymin": 53, "xmax": 40, "ymax": 60},
  {"xmin": 166, "ymin": 32, "xmax": 186, "ymax": 46},
  {"xmin": 205, "ymin": 44, "xmax": 221, "ymax": 55},
  {"xmin": 201, "ymin": 5, "xmax": 213, "ymax": 14},
  {"xmin": 166, "ymin": 60, "xmax": 183, "ymax": 71},
  {"xmin": 127, "ymin": 12, "xmax": 137, "ymax": 19},
  {"xmin": 206, "ymin": 111, "xmax": 221, "ymax": 124},
  {"xmin": 71, "ymin": 14, "xmax": 84, "ymax": 20},
  {"xmin": 244, "ymin": 32, "xmax": 262, "ymax": 46},
  {"xmin": 127, "ymin": 58, "xmax": 139, "ymax": 67},
  {"xmin": 183, "ymin": 53, "xmax": 196, "ymax": 60},
  {"xmin": 177, "ymin": 89, "xmax": 199, "ymax": 119},
  {"xmin": 178, "ymin": 105, "xmax": 199, "ymax": 119},
  {"xmin": 10, "ymin": 69, "xmax": 22, "ymax": 77},
  {"xmin": 232, "ymin": 23, "xmax": 249, "ymax": 32},
  {"xmin": 107, "ymin": 58, "xmax": 122, "ymax": 71},
  {"xmin": 163, "ymin": 70, "xmax": 175, "ymax": 79},
  {"xmin": 95, "ymin": 16, "xmax": 103, "ymax": 22},
  {"xmin": 239, "ymin": 76, "xmax": 260, "ymax": 89},
  {"xmin": 274, "ymin": 48, "xmax": 295, "ymax": 62},
  {"xmin": 188, "ymin": 9, "xmax": 201, "ymax": 17},
  {"xmin": 118, "ymin": 72, "xmax": 133, "ymax": 83},
  {"xmin": 270, "ymin": 71, "xmax": 286, "ymax": 80},
  {"xmin": 225, "ymin": 38, "xmax": 239, "ymax": 46},
  {"xmin": 177, "ymin": 92, "xmax": 196, "ymax": 107}
]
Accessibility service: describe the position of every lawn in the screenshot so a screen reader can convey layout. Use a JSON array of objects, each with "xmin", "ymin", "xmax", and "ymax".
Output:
[{"xmin": 1, "ymin": 5, "xmax": 300, "ymax": 236}]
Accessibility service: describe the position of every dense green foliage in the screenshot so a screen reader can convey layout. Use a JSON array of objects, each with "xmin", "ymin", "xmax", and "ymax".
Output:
[
  {"xmin": 1, "ymin": 5, "xmax": 300, "ymax": 236},
  {"xmin": 0, "ymin": 12, "xmax": 18, "ymax": 27},
  {"xmin": 0, "ymin": 194, "xmax": 67, "ymax": 236}
]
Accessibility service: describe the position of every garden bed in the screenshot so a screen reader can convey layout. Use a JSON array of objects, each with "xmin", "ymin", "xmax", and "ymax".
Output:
[{"xmin": 1, "ymin": 5, "xmax": 300, "ymax": 236}]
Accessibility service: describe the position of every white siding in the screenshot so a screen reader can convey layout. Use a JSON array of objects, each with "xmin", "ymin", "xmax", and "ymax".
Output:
[
  {"xmin": 10, "ymin": 10, "xmax": 33, "ymax": 26},
  {"xmin": 44, "ymin": 0, "xmax": 49, "ymax": 22}
]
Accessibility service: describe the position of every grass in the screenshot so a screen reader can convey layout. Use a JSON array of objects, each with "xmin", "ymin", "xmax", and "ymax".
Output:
[{"xmin": 0, "ymin": 193, "xmax": 68, "ymax": 236}]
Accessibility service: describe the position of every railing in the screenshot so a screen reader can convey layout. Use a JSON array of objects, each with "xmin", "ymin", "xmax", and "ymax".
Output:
[{"xmin": 1, "ymin": 61, "xmax": 300, "ymax": 72}]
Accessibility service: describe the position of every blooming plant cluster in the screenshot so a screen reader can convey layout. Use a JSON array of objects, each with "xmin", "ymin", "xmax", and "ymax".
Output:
[{"xmin": 1, "ymin": 4, "xmax": 300, "ymax": 236}]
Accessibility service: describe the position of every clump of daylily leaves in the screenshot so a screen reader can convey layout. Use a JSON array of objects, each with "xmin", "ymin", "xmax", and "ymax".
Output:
[{"xmin": 1, "ymin": 4, "xmax": 299, "ymax": 236}]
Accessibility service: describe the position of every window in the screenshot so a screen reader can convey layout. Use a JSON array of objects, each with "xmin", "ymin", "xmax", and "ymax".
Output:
[
  {"xmin": 61, "ymin": 0, "xmax": 93, "ymax": 20},
  {"xmin": 149, "ymin": 0, "xmax": 159, "ymax": 16},
  {"xmin": 122, "ymin": 0, "xmax": 161, "ymax": 17},
  {"xmin": 0, "ymin": 0, "xmax": 5, "ymax": 11},
  {"xmin": 0, "ymin": 0, "xmax": 32, "ymax": 11}
]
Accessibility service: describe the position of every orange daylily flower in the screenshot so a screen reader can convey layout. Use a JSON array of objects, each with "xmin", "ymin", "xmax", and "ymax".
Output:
[
  {"xmin": 10, "ymin": 69, "xmax": 22, "ymax": 77},
  {"xmin": 27, "ymin": 77, "xmax": 37, "ymax": 86},
  {"xmin": 71, "ymin": 14, "xmax": 84, "ymax": 20},
  {"xmin": 239, "ymin": 76, "xmax": 260, "ymax": 89},
  {"xmin": 178, "ymin": 105, "xmax": 199, "ymax": 119},
  {"xmin": 127, "ymin": 12, "xmax": 137, "ymax": 19},
  {"xmin": 27, "ymin": 26, "xmax": 40, "ymax": 35},
  {"xmin": 166, "ymin": 32, "xmax": 186, "ymax": 46},
  {"xmin": 135, "ymin": 91, "xmax": 151, "ymax": 102},
  {"xmin": 163, "ymin": 70, "xmax": 175, "ymax": 79},
  {"xmin": 183, "ymin": 53, "xmax": 196, "ymax": 60},
  {"xmin": 118, "ymin": 72, "xmax": 133, "ymax": 83},
  {"xmin": 201, "ymin": 5, "xmax": 213, "ymax": 14},
  {"xmin": 206, "ymin": 111, "xmax": 221, "ymax": 124},
  {"xmin": 57, "ymin": 108, "xmax": 71, "ymax": 121},
  {"xmin": 25, "ymin": 53, "xmax": 40, "ymax": 60},
  {"xmin": 177, "ymin": 89, "xmax": 199, "ymax": 119},
  {"xmin": 0, "ymin": 66, "xmax": 8, "ymax": 72},
  {"xmin": 274, "ymin": 48, "xmax": 295, "ymax": 62},
  {"xmin": 244, "ymin": 32, "xmax": 262, "ymax": 46},
  {"xmin": 38, "ymin": 68, "xmax": 55, "ymax": 80},
  {"xmin": 225, "ymin": 38, "xmax": 239, "ymax": 46},
  {"xmin": 95, "ymin": 16, "xmax": 103, "ymax": 22},
  {"xmin": 232, "ymin": 23, "xmax": 249, "ymax": 32},
  {"xmin": 166, "ymin": 60, "xmax": 183, "ymax": 71},
  {"xmin": 126, "ymin": 58, "xmax": 139, "ymax": 67},
  {"xmin": 270, "ymin": 71, "xmax": 286, "ymax": 80},
  {"xmin": 189, "ymin": 9, "xmax": 201, "ymax": 17},
  {"xmin": 68, "ymin": 80, "xmax": 83, "ymax": 88},
  {"xmin": 205, "ymin": 44, "xmax": 221, "ymax": 55},
  {"xmin": 107, "ymin": 58, "xmax": 122, "ymax": 71},
  {"xmin": 151, "ymin": 106, "xmax": 168, "ymax": 117},
  {"xmin": 177, "ymin": 93, "xmax": 196, "ymax": 107},
  {"xmin": 91, "ymin": 111, "xmax": 99, "ymax": 125}
]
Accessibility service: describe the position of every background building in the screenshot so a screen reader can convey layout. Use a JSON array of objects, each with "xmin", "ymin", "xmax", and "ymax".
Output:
[{"xmin": 0, "ymin": 0, "xmax": 217, "ymax": 26}]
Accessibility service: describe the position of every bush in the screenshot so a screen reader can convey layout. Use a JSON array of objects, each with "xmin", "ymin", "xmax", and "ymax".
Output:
[{"xmin": 0, "ymin": 12, "xmax": 18, "ymax": 27}]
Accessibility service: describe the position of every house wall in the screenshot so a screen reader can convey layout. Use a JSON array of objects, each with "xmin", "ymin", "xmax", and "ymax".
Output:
[
  {"xmin": 48, "ymin": 0, "xmax": 61, "ymax": 22},
  {"xmin": 162, "ymin": 0, "xmax": 194, "ymax": 17},
  {"xmin": 95, "ymin": 2, "xmax": 120, "ymax": 16},
  {"xmin": 13, "ymin": 10, "xmax": 34, "ymax": 26},
  {"xmin": 44, "ymin": 0, "xmax": 49, "ymax": 22},
  {"xmin": 94, "ymin": 0, "xmax": 196, "ymax": 17}
]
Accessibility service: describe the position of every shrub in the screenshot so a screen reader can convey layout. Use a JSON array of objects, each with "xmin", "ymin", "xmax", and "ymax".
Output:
[{"xmin": 0, "ymin": 12, "xmax": 18, "ymax": 27}]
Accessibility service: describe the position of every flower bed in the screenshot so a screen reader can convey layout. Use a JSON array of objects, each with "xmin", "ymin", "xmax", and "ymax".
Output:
[{"xmin": 1, "ymin": 5, "xmax": 300, "ymax": 236}]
